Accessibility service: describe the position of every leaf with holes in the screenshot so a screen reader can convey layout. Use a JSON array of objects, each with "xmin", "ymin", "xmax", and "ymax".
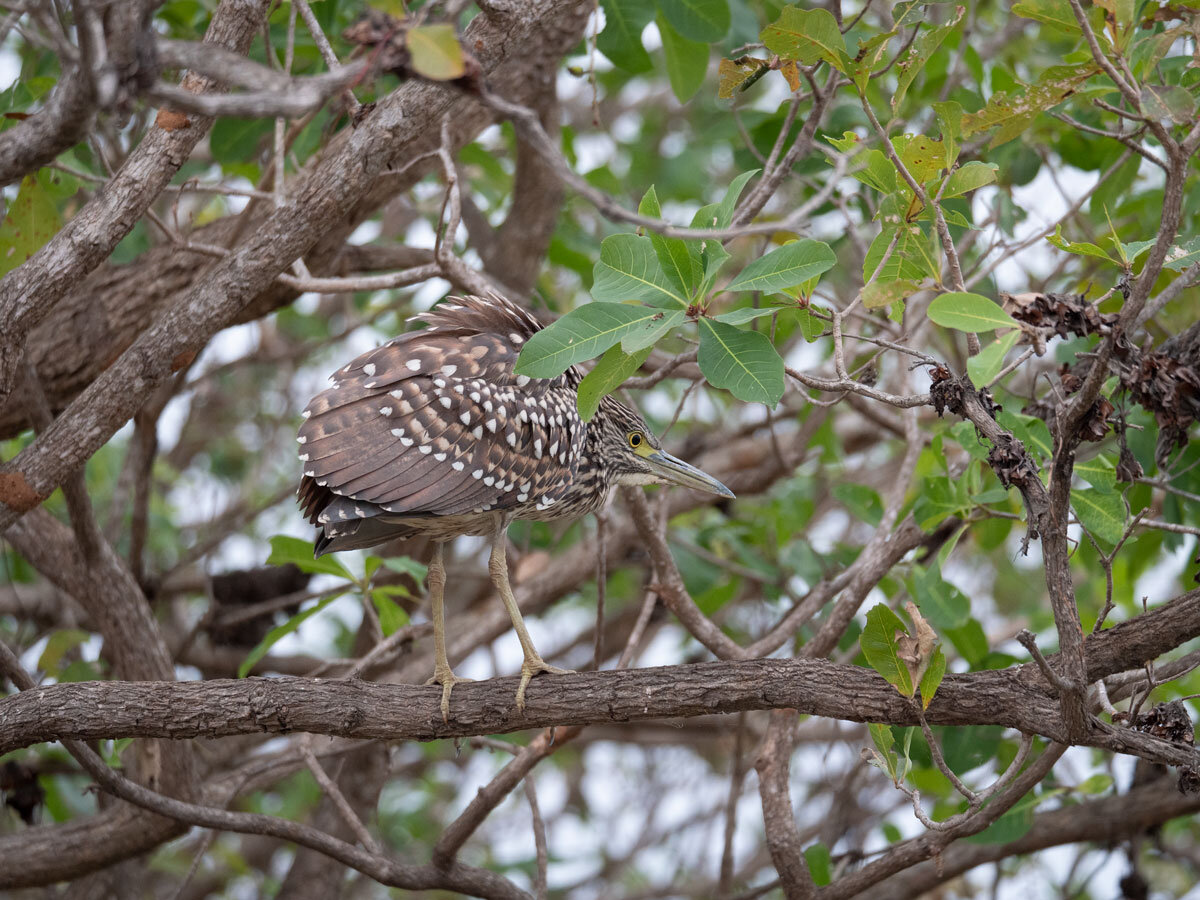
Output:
[
  {"xmin": 592, "ymin": 233, "xmax": 689, "ymax": 307},
  {"xmin": 516, "ymin": 303, "xmax": 666, "ymax": 377},
  {"xmin": 891, "ymin": 7, "xmax": 964, "ymax": 113},
  {"xmin": 962, "ymin": 63, "xmax": 1100, "ymax": 148},
  {"xmin": 725, "ymin": 240, "xmax": 836, "ymax": 293},
  {"xmin": 577, "ymin": 344, "xmax": 653, "ymax": 421},
  {"xmin": 717, "ymin": 56, "xmax": 766, "ymax": 98},
  {"xmin": 697, "ymin": 319, "xmax": 784, "ymax": 405}
]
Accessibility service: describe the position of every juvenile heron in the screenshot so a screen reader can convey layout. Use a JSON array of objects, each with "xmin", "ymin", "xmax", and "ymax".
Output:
[{"xmin": 296, "ymin": 294, "xmax": 733, "ymax": 719}]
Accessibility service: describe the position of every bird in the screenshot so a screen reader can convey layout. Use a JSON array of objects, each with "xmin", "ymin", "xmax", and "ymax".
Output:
[{"xmin": 295, "ymin": 293, "xmax": 734, "ymax": 720}]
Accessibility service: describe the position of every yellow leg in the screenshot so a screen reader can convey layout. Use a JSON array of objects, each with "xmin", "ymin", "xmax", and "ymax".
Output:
[
  {"xmin": 424, "ymin": 541, "xmax": 471, "ymax": 722},
  {"xmin": 489, "ymin": 528, "xmax": 572, "ymax": 711}
]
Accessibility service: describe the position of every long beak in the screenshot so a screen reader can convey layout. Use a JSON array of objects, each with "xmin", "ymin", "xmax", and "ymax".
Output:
[{"xmin": 646, "ymin": 450, "xmax": 735, "ymax": 498}]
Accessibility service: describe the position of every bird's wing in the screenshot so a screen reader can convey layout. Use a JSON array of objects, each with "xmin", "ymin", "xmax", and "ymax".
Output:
[{"xmin": 298, "ymin": 323, "xmax": 580, "ymax": 518}]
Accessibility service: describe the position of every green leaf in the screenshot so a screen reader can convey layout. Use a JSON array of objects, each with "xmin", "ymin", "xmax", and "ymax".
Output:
[
  {"xmin": 1141, "ymin": 84, "xmax": 1195, "ymax": 125},
  {"xmin": 942, "ymin": 161, "xmax": 999, "ymax": 198},
  {"xmin": 1077, "ymin": 773, "xmax": 1114, "ymax": 794},
  {"xmin": 515, "ymin": 303, "xmax": 669, "ymax": 377},
  {"xmin": 658, "ymin": 0, "xmax": 730, "ymax": 43},
  {"xmin": 912, "ymin": 475, "xmax": 971, "ymax": 530},
  {"xmin": 862, "ymin": 278, "xmax": 921, "ymax": 310},
  {"xmin": 38, "ymin": 629, "xmax": 91, "ymax": 677},
  {"xmin": 267, "ymin": 534, "xmax": 354, "ymax": 580},
  {"xmin": 804, "ymin": 844, "xmax": 833, "ymax": 886},
  {"xmin": 962, "ymin": 63, "xmax": 1100, "ymax": 148},
  {"xmin": 209, "ymin": 117, "xmax": 272, "ymax": 164},
  {"xmin": 1012, "ymin": 0, "xmax": 1080, "ymax": 32},
  {"xmin": 1046, "ymin": 224, "xmax": 1118, "ymax": 264},
  {"xmin": 861, "ymin": 604, "xmax": 916, "ymax": 697},
  {"xmin": 592, "ymin": 233, "xmax": 689, "ymax": 307},
  {"xmin": 639, "ymin": 185, "xmax": 701, "ymax": 296},
  {"xmin": 967, "ymin": 329, "xmax": 1021, "ymax": 386},
  {"xmin": 761, "ymin": 6, "xmax": 849, "ymax": 73},
  {"xmin": 868, "ymin": 721, "xmax": 898, "ymax": 780},
  {"xmin": 699, "ymin": 239, "xmax": 731, "ymax": 292},
  {"xmin": 912, "ymin": 564, "xmax": 970, "ymax": 630},
  {"xmin": 380, "ymin": 556, "xmax": 429, "ymax": 583},
  {"xmin": 833, "ymin": 482, "xmax": 883, "ymax": 527},
  {"xmin": 657, "ymin": 11, "xmax": 708, "ymax": 103},
  {"xmin": 919, "ymin": 645, "xmax": 946, "ymax": 710},
  {"xmin": 405, "ymin": 25, "xmax": 465, "ymax": 80},
  {"xmin": 714, "ymin": 304, "xmax": 791, "ymax": 325},
  {"xmin": 696, "ymin": 318, "xmax": 785, "ymax": 405},
  {"xmin": 0, "ymin": 174, "xmax": 61, "ymax": 277},
  {"xmin": 707, "ymin": 169, "xmax": 758, "ymax": 230},
  {"xmin": 796, "ymin": 307, "xmax": 826, "ymax": 342},
  {"xmin": 864, "ymin": 226, "xmax": 937, "ymax": 282},
  {"xmin": 238, "ymin": 592, "xmax": 344, "ymax": 677},
  {"xmin": 577, "ymin": 344, "xmax": 653, "ymax": 421},
  {"xmin": 946, "ymin": 618, "xmax": 989, "ymax": 666},
  {"xmin": 725, "ymin": 240, "xmax": 836, "ymax": 293},
  {"xmin": 998, "ymin": 412, "xmax": 1052, "ymax": 460},
  {"xmin": 1076, "ymin": 455, "xmax": 1116, "ymax": 493},
  {"xmin": 869, "ymin": 720, "xmax": 896, "ymax": 756},
  {"xmin": 622, "ymin": 308, "xmax": 686, "ymax": 351},
  {"xmin": 598, "ymin": 0, "xmax": 654, "ymax": 73},
  {"xmin": 1165, "ymin": 237, "xmax": 1200, "ymax": 272},
  {"xmin": 927, "ymin": 292, "xmax": 1020, "ymax": 333},
  {"xmin": 852, "ymin": 29, "xmax": 898, "ymax": 91},
  {"xmin": 370, "ymin": 587, "xmax": 410, "ymax": 637},
  {"xmin": 891, "ymin": 8, "xmax": 964, "ymax": 113},
  {"xmin": 1071, "ymin": 488, "xmax": 1126, "ymax": 544},
  {"xmin": 933, "ymin": 101, "xmax": 963, "ymax": 167},
  {"xmin": 967, "ymin": 791, "xmax": 1040, "ymax": 844},
  {"xmin": 849, "ymin": 148, "xmax": 900, "ymax": 193}
]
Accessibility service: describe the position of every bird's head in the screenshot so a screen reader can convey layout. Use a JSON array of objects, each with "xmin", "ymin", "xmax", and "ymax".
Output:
[{"xmin": 594, "ymin": 396, "xmax": 735, "ymax": 498}]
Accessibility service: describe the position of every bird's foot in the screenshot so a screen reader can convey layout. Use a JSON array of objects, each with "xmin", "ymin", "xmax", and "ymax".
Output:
[
  {"xmin": 515, "ymin": 656, "xmax": 574, "ymax": 712},
  {"xmin": 426, "ymin": 666, "xmax": 473, "ymax": 723}
]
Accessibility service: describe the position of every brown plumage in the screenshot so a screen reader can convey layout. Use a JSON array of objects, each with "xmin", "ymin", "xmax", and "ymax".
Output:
[{"xmin": 296, "ymin": 293, "xmax": 732, "ymax": 719}]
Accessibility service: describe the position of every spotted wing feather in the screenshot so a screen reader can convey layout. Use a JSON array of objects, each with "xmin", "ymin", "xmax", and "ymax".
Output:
[{"xmin": 298, "ymin": 295, "xmax": 585, "ymax": 535}]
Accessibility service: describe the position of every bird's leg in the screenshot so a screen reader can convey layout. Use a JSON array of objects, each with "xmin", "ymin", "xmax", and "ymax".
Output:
[
  {"xmin": 424, "ymin": 541, "xmax": 471, "ymax": 722},
  {"xmin": 488, "ymin": 528, "xmax": 572, "ymax": 711}
]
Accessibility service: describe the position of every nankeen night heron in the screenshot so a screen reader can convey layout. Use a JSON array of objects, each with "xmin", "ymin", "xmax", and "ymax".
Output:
[{"xmin": 296, "ymin": 294, "xmax": 733, "ymax": 719}]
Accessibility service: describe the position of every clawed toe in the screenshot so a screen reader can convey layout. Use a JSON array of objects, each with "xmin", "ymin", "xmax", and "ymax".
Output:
[
  {"xmin": 515, "ymin": 657, "xmax": 575, "ymax": 712},
  {"xmin": 427, "ymin": 668, "xmax": 474, "ymax": 723}
]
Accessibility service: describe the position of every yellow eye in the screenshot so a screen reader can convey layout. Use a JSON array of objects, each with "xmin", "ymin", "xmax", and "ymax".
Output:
[{"xmin": 628, "ymin": 432, "xmax": 643, "ymax": 448}]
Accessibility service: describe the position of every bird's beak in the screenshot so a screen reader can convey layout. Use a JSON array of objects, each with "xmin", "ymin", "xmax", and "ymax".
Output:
[{"xmin": 645, "ymin": 450, "xmax": 735, "ymax": 498}]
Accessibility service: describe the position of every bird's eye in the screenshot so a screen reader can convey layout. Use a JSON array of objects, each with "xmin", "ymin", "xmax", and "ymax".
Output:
[{"xmin": 628, "ymin": 432, "xmax": 643, "ymax": 448}]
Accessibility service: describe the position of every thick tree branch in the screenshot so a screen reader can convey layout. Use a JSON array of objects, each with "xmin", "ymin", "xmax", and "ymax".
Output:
[{"xmin": 0, "ymin": 0, "xmax": 270, "ymax": 413}]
